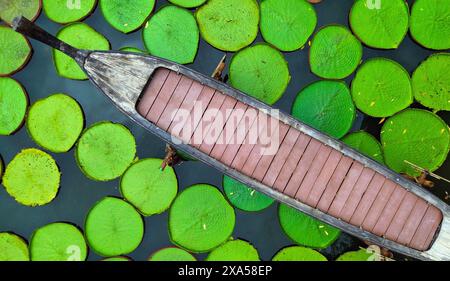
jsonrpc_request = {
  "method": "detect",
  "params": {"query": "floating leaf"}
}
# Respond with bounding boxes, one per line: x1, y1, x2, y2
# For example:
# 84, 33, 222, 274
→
206, 239, 260, 261
342, 131, 384, 164
119, 46, 145, 53
102, 256, 132, 261
0, 26, 32, 76
169, 184, 235, 253
168, 0, 206, 8
260, 0, 317, 51
336, 248, 374, 261
195, 0, 259, 51
229, 44, 290, 105
0, 233, 29, 261
272, 246, 327, 261
223, 176, 274, 212
381, 109, 450, 177
351, 58, 413, 118
0, 77, 28, 136
100, 0, 155, 33
0, 0, 41, 25
43, 0, 97, 24
292, 80, 355, 139
149, 247, 197, 261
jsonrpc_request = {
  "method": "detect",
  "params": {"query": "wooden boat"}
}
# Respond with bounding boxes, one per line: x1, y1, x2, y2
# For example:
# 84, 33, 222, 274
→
13, 17, 450, 261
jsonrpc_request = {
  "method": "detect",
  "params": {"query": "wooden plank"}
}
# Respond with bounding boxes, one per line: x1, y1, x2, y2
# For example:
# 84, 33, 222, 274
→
137, 68, 170, 117
397, 199, 429, 246
361, 180, 396, 231
385, 193, 418, 241
372, 187, 407, 236
410, 206, 443, 251
147, 71, 182, 123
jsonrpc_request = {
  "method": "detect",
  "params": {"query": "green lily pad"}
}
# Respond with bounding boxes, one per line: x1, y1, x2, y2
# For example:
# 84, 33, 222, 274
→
279, 204, 340, 249
27, 93, 84, 153
120, 46, 145, 53
76, 122, 136, 181
149, 247, 197, 261
30, 223, 87, 261
195, 0, 259, 51
260, 0, 317, 51
381, 109, 450, 177
3, 148, 60, 207
85, 197, 144, 257
229, 44, 290, 105
205, 239, 260, 261
168, 0, 206, 8
120, 158, 178, 216
0, 0, 41, 25
102, 256, 132, 261
310, 25, 363, 79
292, 80, 355, 139
0, 26, 32, 76
412, 53, 450, 111
43, 0, 97, 24
0, 233, 29, 261
410, 0, 450, 50
0, 77, 28, 136
143, 5, 198, 64
272, 246, 327, 261
349, 0, 409, 49
223, 176, 274, 212
351, 58, 413, 118
53, 22, 110, 80
336, 248, 374, 261
342, 131, 384, 164
169, 184, 235, 253
100, 0, 155, 33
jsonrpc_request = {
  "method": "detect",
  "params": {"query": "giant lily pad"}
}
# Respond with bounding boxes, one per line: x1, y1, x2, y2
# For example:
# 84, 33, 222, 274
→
223, 176, 274, 212
76, 122, 136, 181
292, 80, 355, 139
0, 26, 32, 76
342, 131, 384, 164
0, 0, 41, 25
410, 0, 450, 50
279, 204, 340, 249
143, 5, 199, 64
53, 23, 110, 80
309, 25, 362, 79
43, 0, 97, 24
351, 58, 413, 117
205, 239, 260, 261
412, 53, 450, 111
272, 246, 327, 261
149, 247, 196, 261
260, 0, 317, 51
3, 148, 60, 206
100, 0, 155, 33
349, 0, 409, 49
169, 184, 235, 253
336, 248, 375, 261
0, 233, 29, 261
120, 158, 178, 216
27, 93, 84, 153
0, 77, 28, 136
229, 44, 290, 105
168, 0, 206, 8
85, 197, 144, 257
195, 0, 259, 51
381, 109, 450, 177
30, 223, 87, 261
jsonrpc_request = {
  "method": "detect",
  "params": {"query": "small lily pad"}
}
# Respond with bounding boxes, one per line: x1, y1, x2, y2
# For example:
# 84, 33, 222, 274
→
120, 46, 145, 53
349, 0, 409, 49
53, 23, 110, 80
30, 223, 87, 261
120, 158, 178, 216
310, 25, 362, 79
342, 131, 384, 164
292, 80, 355, 139
169, 184, 235, 253
0, 77, 28, 136
85, 197, 144, 257
279, 204, 340, 249
195, 0, 259, 51
351, 58, 413, 118
0, 233, 29, 261
100, 0, 155, 33
336, 248, 374, 261
205, 239, 260, 261
229, 44, 290, 105
76, 122, 136, 181
381, 109, 450, 177
260, 0, 317, 51
272, 246, 327, 261
0, 0, 42, 25
103, 256, 132, 261
0, 26, 32, 76
3, 148, 60, 207
412, 53, 450, 111
143, 5, 199, 64
168, 0, 206, 8
223, 176, 274, 212
410, 0, 450, 50
43, 0, 97, 24
27, 93, 84, 153
149, 247, 197, 261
